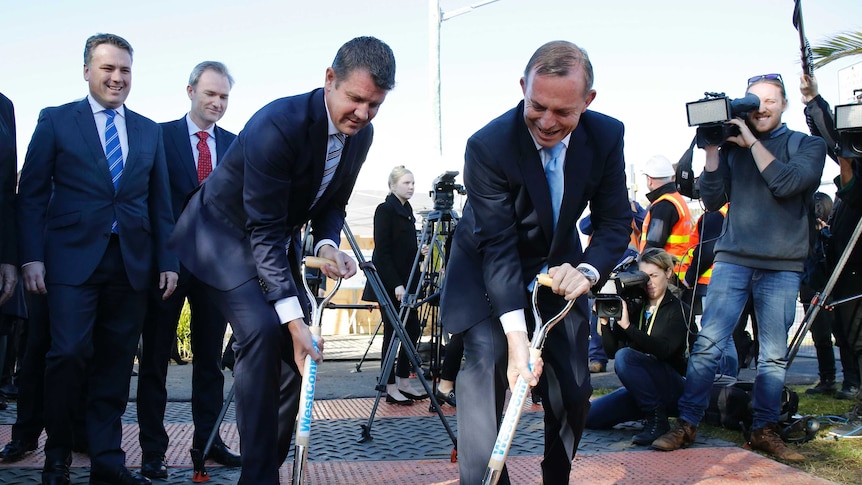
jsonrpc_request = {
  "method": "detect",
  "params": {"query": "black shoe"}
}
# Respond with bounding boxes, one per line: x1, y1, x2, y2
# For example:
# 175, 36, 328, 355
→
632, 408, 670, 446
42, 457, 71, 485
385, 393, 414, 406
805, 379, 836, 395
0, 438, 38, 462
171, 355, 188, 366
435, 389, 456, 407
400, 388, 429, 400
140, 452, 168, 479
836, 385, 860, 400
206, 442, 241, 468
90, 466, 151, 485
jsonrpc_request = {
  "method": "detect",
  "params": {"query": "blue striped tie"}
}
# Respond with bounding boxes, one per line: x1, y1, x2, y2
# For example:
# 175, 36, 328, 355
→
312, 133, 345, 208
104, 109, 123, 232
544, 142, 564, 227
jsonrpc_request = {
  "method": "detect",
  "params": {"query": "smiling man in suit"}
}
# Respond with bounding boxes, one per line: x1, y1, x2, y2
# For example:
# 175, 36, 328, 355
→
17, 33, 178, 485
136, 61, 239, 480
440, 40, 632, 484
168, 37, 396, 484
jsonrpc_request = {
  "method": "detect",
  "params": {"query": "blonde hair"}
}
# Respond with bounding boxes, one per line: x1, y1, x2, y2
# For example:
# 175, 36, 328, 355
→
388, 165, 412, 191
638, 247, 677, 272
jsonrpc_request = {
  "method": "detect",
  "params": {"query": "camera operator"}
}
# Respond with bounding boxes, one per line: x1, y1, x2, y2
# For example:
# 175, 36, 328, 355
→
652, 73, 826, 461
801, 74, 862, 435
585, 248, 693, 446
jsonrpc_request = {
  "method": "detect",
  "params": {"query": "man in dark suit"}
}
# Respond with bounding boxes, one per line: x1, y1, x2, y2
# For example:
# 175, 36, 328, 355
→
439, 40, 632, 484
17, 33, 178, 485
0, 93, 18, 306
136, 61, 239, 480
168, 36, 396, 485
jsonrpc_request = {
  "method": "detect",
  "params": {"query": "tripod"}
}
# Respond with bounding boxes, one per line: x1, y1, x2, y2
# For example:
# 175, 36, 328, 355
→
340, 222, 457, 447
787, 214, 862, 364
400, 208, 459, 406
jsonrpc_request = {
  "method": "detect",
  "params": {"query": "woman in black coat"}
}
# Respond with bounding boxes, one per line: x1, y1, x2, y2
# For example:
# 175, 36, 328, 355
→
585, 248, 694, 445
362, 166, 426, 404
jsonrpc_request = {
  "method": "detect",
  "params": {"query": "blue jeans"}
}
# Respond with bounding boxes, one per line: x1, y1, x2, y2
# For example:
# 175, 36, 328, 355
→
678, 262, 800, 430
585, 347, 683, 429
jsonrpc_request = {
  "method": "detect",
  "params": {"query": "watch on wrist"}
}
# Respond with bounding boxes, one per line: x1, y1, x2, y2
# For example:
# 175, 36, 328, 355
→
577, 266, 598, 287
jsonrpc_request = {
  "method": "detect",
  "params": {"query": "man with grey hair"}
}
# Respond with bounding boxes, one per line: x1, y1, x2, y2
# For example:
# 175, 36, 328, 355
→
136, 61, 239, 480
440, 40, 631, 484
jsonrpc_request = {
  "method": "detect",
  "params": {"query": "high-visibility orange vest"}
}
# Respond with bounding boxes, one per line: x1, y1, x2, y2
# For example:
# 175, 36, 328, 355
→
640, 191, 694, 279
681, 203, 729, 286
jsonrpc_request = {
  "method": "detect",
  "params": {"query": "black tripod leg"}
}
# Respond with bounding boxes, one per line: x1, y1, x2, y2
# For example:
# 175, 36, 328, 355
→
352, 316, 385, 373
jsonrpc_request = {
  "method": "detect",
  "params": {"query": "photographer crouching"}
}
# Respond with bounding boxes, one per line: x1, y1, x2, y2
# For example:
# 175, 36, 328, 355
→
585, 248, 694, 445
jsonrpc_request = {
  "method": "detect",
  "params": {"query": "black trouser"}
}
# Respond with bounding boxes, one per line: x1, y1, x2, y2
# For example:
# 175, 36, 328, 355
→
137, 270, 229, 454
380, 297, 421, 384
43, 238, 145, 473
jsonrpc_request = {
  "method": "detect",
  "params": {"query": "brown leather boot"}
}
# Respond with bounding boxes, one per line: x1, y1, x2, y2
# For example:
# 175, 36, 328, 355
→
651, 418, 697, 451
748, 423, 805, 462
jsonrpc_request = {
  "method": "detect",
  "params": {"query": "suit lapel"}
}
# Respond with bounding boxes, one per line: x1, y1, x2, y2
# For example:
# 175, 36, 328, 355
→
514, 109, 555, 244
75, 100, 114, 192
122, 107, 140, 192
173, 119, 197, 188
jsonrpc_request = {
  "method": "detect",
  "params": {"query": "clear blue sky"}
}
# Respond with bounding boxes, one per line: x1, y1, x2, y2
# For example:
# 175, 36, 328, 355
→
2, 0, 860, 203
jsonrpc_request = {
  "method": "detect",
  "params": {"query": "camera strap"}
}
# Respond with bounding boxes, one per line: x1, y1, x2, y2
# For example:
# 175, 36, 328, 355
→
639, 294, 665, 336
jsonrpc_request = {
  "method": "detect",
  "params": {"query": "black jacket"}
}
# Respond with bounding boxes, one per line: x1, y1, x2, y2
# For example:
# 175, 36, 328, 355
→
601, 289, 692, 375
362, 193, 419, 302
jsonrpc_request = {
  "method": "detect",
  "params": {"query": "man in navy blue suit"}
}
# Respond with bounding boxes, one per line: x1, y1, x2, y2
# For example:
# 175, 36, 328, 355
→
440, 40, 632, 484
136, 61, 239, 480
169, 37, 396, 484
17, 33, 178, 485
0, 93, 17, 307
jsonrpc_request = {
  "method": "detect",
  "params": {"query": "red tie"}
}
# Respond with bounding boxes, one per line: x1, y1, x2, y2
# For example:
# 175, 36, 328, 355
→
196, 131, 212, 184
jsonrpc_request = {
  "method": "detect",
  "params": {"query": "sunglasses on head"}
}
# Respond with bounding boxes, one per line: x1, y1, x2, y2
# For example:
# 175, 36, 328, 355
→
747, 73, 784, 86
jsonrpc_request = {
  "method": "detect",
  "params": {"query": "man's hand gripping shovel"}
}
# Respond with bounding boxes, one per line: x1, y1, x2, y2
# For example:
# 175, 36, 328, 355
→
482, 274, 575, 485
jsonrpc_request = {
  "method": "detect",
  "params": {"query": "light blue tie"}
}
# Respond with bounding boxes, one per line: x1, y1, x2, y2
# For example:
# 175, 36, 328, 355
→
104, 109, 123, 233
544, 142, 565, 226
312, 133, 346, 208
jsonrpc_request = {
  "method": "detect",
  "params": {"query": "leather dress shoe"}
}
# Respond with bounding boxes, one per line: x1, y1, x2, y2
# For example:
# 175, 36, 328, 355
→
140, 452, 168, 479
0, 438, 37, 462
435, 388, 456, 407
385, 393, 413, 406
89, 466, 151, 485
399, 388, 428, 400
206, 442, 241, 468
42, 457, 71, 485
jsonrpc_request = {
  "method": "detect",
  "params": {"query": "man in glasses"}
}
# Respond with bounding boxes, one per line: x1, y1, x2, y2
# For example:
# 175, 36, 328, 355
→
652, 73, 826, 461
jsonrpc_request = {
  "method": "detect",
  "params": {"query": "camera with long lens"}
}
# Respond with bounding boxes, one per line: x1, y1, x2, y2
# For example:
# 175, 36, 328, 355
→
593, 257, 649, 320
835, 90, 862, 159
686, 92, 760, 148
430, 170, 466, 211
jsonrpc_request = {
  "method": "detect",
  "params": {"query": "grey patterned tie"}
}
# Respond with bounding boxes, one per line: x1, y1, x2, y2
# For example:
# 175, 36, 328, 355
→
312, 133, 346, 208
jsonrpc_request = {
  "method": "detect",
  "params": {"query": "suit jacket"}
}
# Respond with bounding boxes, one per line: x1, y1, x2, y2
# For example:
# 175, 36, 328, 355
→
441, 102, 632, 333
160, 117, 236, 222
169, 88, 372, 307
0, 93, 17, 265
17, 98, 178, 291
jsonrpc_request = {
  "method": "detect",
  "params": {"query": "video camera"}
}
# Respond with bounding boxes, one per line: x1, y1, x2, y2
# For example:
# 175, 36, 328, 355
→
593, 256, 649, 320
686, 92, 760, 148
835, 89, 862, 158
430, 170, 466, 211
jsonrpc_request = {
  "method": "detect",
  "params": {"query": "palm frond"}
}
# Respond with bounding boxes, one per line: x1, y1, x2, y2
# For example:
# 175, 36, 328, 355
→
812, 31, 862, 69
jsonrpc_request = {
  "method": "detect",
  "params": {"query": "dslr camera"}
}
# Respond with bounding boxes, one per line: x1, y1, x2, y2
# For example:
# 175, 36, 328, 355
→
835, 89, 862, 158
593, 257, 649, 320
686, 92, 760, 148
430, 170, 466, 211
